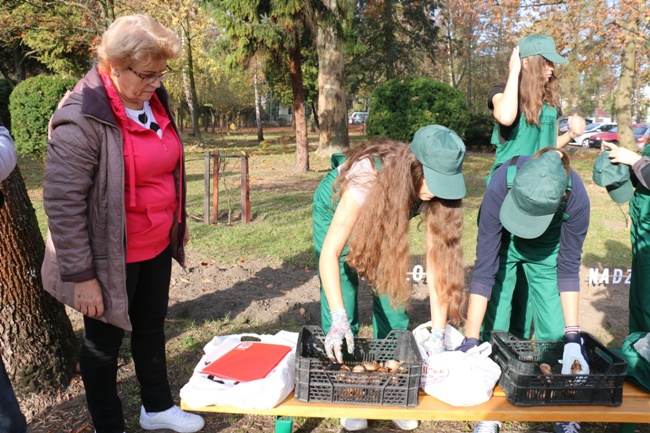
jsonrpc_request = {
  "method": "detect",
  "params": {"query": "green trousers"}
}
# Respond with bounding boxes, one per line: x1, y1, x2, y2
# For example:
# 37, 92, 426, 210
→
629, 183, 650, 333
312, 168, 408, 339
481, 215, 566, 342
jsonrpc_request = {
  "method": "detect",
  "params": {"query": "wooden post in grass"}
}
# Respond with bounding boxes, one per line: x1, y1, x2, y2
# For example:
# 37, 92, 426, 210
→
205, 152, 250, 224
203, 152, 210, 224
240, 153, 250, 223
212, 150, 220, 224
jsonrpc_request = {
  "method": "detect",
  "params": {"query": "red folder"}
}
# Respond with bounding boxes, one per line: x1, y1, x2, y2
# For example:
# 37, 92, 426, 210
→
199, 341, 292, 382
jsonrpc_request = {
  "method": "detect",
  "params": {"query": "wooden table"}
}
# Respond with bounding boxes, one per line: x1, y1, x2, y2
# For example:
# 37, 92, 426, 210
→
181, 382, 650, 424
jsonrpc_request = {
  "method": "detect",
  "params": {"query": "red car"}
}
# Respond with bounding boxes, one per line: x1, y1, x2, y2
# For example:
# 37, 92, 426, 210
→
587, 124, 650, 150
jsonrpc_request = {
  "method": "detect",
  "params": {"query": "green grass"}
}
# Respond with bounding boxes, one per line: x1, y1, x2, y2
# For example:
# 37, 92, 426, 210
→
20, 132, 631, 269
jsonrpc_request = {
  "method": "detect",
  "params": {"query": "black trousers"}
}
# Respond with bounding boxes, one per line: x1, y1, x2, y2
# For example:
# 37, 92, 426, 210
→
0, 358, 27, 433
80, 246, 174, 433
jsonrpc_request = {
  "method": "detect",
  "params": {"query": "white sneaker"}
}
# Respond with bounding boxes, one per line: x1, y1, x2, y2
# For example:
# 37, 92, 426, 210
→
392, 419, 419, 430
340, 418, 368, 431
139, 405, 205, 432
474, 421, 501, 433
555, 422, 581, 433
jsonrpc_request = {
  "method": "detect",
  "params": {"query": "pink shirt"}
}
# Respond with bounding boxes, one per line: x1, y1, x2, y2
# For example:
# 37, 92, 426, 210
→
101, 73, 181, 263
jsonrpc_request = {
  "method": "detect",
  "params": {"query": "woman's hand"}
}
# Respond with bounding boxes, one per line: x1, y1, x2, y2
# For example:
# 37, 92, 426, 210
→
325, 309, 355, 363
557, 114, 586, 149
184, 224, 190, 246
603, 141, 642, 167
508, 46, 521, 78
74, 278, 105, 318
567, 114, 586, 138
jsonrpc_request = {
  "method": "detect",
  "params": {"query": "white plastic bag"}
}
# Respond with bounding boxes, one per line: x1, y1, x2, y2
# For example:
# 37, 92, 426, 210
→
413, 322, 501, 406
180, 330, 298, 410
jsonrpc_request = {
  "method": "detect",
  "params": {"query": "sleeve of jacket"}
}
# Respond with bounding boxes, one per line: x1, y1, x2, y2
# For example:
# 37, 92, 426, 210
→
43, 108, 101, 282
0, 125, 17, 182
470, 163, 511, 298
631, 156, 650, 190
557, 170, 590, 293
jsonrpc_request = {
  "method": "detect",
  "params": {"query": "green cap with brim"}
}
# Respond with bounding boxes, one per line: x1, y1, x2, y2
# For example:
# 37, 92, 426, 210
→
518, 34, 568, 64
593, 151, 633, 203
410, 125, 466, 200
500, 151, 567, 239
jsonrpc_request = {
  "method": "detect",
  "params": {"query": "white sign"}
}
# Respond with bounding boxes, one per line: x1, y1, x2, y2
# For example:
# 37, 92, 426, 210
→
407, 265, 426, 282
588, 268, 632, 286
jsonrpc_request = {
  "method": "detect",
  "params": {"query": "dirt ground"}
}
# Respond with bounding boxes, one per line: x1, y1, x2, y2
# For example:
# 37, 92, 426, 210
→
163, 257, 631, 346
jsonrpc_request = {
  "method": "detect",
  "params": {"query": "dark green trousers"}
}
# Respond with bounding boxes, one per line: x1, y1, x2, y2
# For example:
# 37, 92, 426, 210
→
312, 168, 408, 339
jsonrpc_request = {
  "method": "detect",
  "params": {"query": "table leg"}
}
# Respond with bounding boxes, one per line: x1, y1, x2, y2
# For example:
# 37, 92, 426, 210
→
275, 415, 293, 433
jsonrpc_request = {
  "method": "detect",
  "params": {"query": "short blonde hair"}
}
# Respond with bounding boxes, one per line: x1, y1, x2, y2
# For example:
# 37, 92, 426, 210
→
96, 14, 181, 73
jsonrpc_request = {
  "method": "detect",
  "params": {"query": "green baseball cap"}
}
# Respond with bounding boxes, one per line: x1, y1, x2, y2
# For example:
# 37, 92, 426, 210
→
592, 151, 633, 203
500, 151, 567, 239
518, 34, 567, 64
410, 125, 466, 200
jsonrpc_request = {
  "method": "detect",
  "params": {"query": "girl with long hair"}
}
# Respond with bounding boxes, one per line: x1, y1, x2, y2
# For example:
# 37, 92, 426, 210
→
487, 34, 585, 183
312, 125, 467, 431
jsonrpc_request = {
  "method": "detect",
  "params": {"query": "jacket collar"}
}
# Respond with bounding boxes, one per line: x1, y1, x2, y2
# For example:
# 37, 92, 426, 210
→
75, 67, 117, 125
75, 66, 172, 126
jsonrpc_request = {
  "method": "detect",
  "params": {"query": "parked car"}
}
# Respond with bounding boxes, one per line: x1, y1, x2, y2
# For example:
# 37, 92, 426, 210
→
349, 112, 369, 125
587, 124, 650, 150
571, 122, 617, 147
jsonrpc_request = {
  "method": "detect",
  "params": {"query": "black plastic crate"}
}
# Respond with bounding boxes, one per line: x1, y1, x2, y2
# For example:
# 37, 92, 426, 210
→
490, 331, 627, 406
294, 325, 422, 407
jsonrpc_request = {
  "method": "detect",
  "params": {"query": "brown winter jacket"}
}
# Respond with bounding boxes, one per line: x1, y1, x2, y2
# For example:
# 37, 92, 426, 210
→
41, 67, 187, 331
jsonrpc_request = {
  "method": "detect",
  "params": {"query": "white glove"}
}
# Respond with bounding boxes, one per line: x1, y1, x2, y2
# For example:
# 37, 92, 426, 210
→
561, 333, 590, 377
429, 328, 445, 355
324, 309, 355, 363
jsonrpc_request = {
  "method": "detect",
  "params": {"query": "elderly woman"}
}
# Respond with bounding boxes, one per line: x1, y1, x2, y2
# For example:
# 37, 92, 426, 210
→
41, 15, 204, 433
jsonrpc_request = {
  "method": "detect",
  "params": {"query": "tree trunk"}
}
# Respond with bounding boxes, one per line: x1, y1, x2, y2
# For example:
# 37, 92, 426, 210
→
99, 0, 115, 23
177, 102, 183, 132
0, 167, 77, 396
288, 37, 309, 173
182, 20, 201, 140
615, 16, 637, 150
254, 66, 264, 143
311, 100, 319, 130
316, 0, 349, 157
466, 44, 472, 111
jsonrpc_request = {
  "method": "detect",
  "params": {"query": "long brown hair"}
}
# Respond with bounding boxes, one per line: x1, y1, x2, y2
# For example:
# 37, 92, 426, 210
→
335, 139, 466, 325
519, 55, 561, 127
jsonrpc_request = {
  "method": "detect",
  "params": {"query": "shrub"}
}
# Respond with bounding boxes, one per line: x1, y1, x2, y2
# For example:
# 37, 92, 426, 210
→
464, 112, 495, 150
366, 77, 470, 143
9, 75, 77, 159
0, 79, 12, 129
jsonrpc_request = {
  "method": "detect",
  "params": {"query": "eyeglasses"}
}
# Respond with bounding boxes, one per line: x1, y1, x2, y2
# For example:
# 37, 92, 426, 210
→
127, 65, 172, 84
